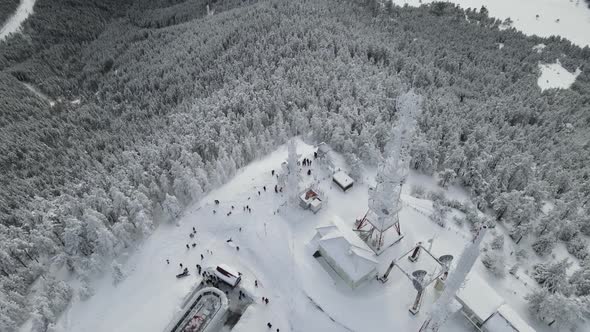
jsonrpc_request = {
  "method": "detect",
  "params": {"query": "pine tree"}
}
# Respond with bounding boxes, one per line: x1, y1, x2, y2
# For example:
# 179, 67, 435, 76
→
532, 259, 571, 293
531, 234, 556, 257
162, 194, 181, 225
527, 289, 587, 329
570, 260, 590, 297
437, 169, 456, 188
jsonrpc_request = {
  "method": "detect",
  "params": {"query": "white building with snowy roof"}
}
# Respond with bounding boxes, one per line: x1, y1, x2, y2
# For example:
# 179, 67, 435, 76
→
456, 272, 505, 327
485, 304, 536, 332
311, 216, 378, 288
455, 272, 535, 332
333, 171, 354, 192
299, 188, 323, 214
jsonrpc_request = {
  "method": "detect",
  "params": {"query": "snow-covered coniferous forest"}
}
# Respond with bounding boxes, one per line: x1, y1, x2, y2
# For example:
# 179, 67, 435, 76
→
1, 0, 589, 331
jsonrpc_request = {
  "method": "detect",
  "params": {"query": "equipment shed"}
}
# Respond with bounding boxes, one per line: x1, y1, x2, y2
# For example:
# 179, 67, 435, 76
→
333, 171, 354, 192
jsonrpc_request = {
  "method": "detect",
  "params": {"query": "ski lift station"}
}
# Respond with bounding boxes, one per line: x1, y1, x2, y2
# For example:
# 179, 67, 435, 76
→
333, 171, 354, 192
311, 216, 378, 288
455, 272, 535, 332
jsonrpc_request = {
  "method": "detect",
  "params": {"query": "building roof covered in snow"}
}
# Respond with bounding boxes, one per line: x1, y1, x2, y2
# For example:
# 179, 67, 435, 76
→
333, 171, 353, 191
456, 272, 505, 324
484, 304, 536, 332
315, 217, 377, 282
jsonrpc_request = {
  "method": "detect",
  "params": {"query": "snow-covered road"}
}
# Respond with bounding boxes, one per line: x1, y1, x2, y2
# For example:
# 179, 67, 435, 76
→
0, 0, 36, 41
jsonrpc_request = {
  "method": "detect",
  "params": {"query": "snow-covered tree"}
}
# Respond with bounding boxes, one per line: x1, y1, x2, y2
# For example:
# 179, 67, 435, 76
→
111, 261, 126, 285
531, 234, 557, 257
78, 279, 95, 301
161, 194, 181, 225
430, 199, 450, 227
533, 259, 571, 294
345, 152, 364, 183
437, 169, 456, 188
566, 236, 588, 260
535, 214, 557, 237
481, 249, 505, 277
489, 233, 504, 250
526, 289, 588, 329
557, 219, 579, 242
570, 261, 590, 297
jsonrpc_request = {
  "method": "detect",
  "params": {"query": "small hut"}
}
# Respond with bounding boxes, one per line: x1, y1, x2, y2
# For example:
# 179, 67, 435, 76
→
299, 188, 323, 213
333, 171, 354, 192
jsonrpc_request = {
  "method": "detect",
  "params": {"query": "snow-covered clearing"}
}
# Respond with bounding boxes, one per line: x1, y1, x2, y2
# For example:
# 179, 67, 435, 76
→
392, 0, 590, 47
537, 60, 581, 91
533, 43, 546, 53
52, 139, 552, 332
0, 0, 36, 41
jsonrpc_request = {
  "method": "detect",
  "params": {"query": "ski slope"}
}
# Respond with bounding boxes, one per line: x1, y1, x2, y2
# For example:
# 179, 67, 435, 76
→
0, 0, 36, 41
392, 0, 590, 47
50, 139, 556, 332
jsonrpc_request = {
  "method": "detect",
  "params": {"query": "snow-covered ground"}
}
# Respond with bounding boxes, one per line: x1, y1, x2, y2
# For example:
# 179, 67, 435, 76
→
537, 60, 581, 91
49, 139, 557, 332
0, 0, 36, 41
392, 0, 590, 47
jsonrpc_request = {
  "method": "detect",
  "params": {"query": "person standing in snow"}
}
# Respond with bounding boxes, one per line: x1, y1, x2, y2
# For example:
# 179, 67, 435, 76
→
271, 170, 275, 176
201, 254, 204, 260
166, 259, 169, 264
186, 244, 190, 249
263, 186, 266, 191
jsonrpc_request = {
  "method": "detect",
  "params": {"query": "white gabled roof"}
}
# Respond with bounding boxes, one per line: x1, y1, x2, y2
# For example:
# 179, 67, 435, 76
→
315, 217, 377, 282
333, 171, 353, 187
456, 272, 505, 323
